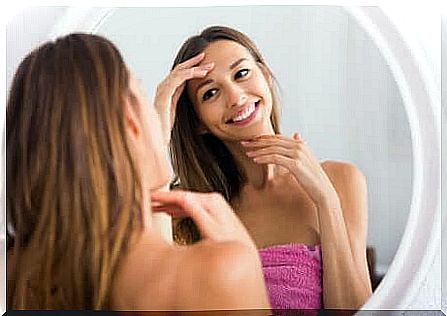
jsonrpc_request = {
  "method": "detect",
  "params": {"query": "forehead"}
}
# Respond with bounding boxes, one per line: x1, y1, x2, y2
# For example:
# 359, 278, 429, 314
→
200, 40, 254, 65
187, 40, 255, 96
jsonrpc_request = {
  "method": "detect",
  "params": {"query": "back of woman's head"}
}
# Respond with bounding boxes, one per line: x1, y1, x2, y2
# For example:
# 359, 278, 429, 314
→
7, 33, 143, 309
170, 26, 280, 244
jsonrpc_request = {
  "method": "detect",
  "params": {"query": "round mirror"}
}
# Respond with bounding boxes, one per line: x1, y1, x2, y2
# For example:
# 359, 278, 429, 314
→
94, 5, 411, 293
11, 4, 439, 311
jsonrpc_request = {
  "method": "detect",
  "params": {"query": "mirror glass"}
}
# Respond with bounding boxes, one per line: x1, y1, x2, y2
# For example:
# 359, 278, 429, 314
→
96, 5, 413, 291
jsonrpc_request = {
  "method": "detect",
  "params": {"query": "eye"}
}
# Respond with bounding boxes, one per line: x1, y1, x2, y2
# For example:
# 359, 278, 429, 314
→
202, 88, 218, 101
234, 68, 250, 80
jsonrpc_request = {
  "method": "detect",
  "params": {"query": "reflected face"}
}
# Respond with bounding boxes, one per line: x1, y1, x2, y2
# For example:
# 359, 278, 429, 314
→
187, 40, 274, 141
128, 74, 172, 191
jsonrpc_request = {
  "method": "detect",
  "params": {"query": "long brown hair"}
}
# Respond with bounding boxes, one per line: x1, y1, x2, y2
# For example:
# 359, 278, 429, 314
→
7, 33, 144, 309
170, 26, 281, 244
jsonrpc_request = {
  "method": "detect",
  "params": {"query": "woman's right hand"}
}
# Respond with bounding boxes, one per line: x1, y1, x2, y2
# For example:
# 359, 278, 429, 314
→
153, 53, 214, 145
150, 190, 256, 250
151, 190, 271, 312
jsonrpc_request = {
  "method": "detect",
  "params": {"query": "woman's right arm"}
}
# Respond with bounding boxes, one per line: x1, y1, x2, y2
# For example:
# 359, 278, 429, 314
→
151, 191, 271, 312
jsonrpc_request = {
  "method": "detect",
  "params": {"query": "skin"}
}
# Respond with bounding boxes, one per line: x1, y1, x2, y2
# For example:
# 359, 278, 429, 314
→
110, 74, 270, 312
157, 40, 373, 309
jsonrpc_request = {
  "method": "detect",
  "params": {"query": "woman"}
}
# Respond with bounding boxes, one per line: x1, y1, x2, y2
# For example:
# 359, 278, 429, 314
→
6, 33, 270, 312
156, 26, 373, 309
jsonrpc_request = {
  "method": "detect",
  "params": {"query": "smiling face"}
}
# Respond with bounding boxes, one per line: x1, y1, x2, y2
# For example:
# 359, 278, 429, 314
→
187, 40, 275, 142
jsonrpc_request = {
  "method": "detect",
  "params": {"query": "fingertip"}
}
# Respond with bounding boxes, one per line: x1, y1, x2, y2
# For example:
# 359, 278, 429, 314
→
150, 190, 167, 199
151, 200, 163, 207
196, 52, 205, 58
293, 132, 302, 141
197, 70, 208, 77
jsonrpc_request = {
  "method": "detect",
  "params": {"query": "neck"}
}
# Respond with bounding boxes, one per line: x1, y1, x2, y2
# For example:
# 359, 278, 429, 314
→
224, 131, 277, 190
151, 183, 173, 243
141, 180, 174, 243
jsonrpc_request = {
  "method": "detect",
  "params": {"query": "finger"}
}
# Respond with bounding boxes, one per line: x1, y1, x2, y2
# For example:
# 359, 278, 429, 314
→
171, 82, 185, 110
254, 134, 291, 141
155, 67, 211, 107
245, 146, 297, 159
254, 133, 305, 144
151, 190, 214, 234
241, 137, 298, 149
252, 154, 297, 170
176, 52, 206, 69
196, 192, 236, 222
151, 205, 188, 218
169, 65, 214, 88
251, 153, 312, 181
292, 132, 301, 141
151, 190, 204, 213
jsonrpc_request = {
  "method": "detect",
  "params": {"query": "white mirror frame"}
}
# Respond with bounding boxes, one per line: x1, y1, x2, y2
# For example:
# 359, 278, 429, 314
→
48, 5, 441, 311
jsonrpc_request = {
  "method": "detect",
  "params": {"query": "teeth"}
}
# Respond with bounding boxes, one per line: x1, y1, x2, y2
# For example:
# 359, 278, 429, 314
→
232, 103, 256, 122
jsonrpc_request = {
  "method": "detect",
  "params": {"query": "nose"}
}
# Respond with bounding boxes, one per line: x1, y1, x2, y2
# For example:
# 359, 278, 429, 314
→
225, 84, 247, 108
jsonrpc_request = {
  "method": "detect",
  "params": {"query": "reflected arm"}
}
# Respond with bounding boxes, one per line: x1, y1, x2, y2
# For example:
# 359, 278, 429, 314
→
319, 161, 373, 309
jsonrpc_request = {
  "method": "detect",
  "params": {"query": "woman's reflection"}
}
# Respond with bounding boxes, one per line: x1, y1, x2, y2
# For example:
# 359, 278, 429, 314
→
155, 25, 373, 309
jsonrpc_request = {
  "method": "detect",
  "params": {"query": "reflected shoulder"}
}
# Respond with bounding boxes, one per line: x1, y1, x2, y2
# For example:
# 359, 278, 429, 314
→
321, 160, 368, 217
321, 160, 366, 185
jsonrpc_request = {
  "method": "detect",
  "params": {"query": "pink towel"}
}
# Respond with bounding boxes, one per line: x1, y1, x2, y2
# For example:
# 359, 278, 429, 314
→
259, 243, 322, 310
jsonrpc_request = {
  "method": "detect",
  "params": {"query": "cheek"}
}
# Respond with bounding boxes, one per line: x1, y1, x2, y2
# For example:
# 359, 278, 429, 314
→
195, 104, 220, 128
256, 79, 273, 105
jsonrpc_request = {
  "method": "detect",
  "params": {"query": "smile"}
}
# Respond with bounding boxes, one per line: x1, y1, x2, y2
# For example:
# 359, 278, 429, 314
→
226, 101, 260, 126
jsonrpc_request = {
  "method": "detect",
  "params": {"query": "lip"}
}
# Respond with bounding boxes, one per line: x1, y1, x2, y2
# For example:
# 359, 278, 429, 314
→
226, 101, 260, 127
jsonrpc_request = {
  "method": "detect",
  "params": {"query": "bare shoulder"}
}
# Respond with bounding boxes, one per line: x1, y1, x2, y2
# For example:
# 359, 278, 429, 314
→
321, 160, 366, 187
320, 160, 368, 228
321, 160, 367, 205
111, 233, 180, 310
112, 234, 269, 310
174, 240, 270, 310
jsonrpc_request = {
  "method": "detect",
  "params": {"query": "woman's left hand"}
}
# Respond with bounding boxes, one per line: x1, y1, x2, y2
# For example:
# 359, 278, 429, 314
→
243, 134, 372, 308
241, 133, 338, 206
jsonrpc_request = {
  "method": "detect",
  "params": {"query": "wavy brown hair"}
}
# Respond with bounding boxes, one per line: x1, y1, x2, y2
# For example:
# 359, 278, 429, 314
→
6, 33, 144, 309
170, 26, 281, 244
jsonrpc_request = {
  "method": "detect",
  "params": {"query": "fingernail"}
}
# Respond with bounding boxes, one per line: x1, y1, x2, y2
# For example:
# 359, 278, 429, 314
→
246, 151, 254, 157
240, 141, 250, 145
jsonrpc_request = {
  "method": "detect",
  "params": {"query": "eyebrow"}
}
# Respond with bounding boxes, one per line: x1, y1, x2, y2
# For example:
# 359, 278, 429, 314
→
196, 58, 248, 92
230, 58, 247, 70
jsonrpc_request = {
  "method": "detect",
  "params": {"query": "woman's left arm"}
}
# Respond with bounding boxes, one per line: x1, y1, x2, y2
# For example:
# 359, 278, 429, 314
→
318, 160, 373, 309
242, 134, 372, 309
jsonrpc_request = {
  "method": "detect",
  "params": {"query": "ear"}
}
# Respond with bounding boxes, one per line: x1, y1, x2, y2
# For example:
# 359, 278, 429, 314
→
257, 62, 273, 87
124, 95, 142, 141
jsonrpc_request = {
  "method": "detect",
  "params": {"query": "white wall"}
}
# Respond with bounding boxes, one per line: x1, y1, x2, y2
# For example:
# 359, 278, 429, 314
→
6, 7, 68, 90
